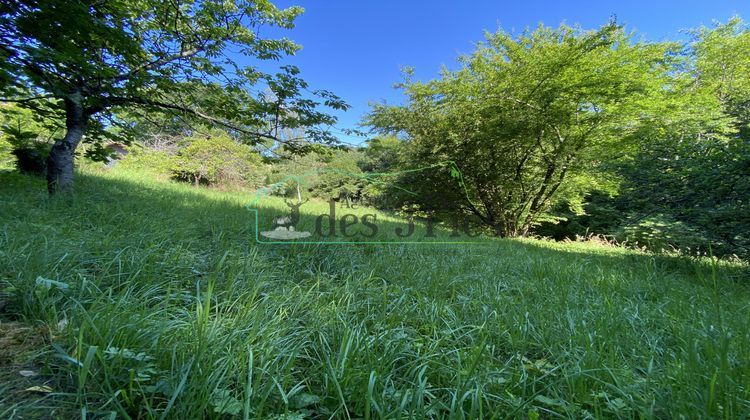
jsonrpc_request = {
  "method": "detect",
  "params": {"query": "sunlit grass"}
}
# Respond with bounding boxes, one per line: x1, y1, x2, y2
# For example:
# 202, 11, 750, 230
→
0, 167, 748, 418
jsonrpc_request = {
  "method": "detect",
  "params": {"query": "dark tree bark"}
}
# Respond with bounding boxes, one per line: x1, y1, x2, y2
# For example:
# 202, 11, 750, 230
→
46, 94, 87, 194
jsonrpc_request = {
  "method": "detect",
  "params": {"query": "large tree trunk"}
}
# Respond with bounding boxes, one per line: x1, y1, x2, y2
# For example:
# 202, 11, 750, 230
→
47, 95, 87, 194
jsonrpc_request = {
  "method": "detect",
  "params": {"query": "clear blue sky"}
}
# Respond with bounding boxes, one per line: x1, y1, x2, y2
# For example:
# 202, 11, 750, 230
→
257, 1, 750, 144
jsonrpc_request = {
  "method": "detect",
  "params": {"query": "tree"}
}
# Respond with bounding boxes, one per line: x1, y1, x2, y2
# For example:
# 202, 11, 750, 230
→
313, 148, 366, 202
608, 18, 750, 258
359, 135, 403, 173
0, 0, 347, 193
367, 22, 678, 237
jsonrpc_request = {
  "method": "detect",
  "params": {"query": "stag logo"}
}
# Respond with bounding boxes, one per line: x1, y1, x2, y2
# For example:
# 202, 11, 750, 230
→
260, 198, 312, 240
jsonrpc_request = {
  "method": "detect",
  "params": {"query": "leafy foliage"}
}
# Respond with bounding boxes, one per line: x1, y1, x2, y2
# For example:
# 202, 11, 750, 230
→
0, 135, 12, 169
0, 103, 62, 173
550, 18, 750, 258
311, 149, 366, 202
0, 0, 347, 191
170, 133, 264, 188
358, 136, 403, 173
368, 22, 675, 236
2, 122, 47, 174
117, 147, 175, 179
265, 148, 367, 202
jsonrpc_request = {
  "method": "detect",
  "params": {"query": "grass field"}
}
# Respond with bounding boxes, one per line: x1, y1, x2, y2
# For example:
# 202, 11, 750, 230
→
0, 167, 748, 418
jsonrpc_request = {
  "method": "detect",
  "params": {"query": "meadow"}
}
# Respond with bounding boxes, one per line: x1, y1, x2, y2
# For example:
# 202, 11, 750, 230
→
0, 167, 748, 418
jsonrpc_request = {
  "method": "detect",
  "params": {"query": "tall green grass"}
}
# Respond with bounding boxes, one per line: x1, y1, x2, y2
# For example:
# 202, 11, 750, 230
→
0, 167, 748, 418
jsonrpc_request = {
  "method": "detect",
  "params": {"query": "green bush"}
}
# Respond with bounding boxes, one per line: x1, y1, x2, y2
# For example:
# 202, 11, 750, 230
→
312, 149, 366, 201
170, 134, 264, 188
265, 152, 324, 197
1, 123, 50, 175
264, 149, 367, 202
12, 146, 48, 174
1, 103, 62, 174
616, 214, 706, 254
0, 135, 16, 170
118, 146, 175, 177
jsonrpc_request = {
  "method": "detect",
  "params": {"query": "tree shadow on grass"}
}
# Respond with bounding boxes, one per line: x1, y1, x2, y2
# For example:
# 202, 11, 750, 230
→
1, 170, 746, 293
3, 170, 750, 420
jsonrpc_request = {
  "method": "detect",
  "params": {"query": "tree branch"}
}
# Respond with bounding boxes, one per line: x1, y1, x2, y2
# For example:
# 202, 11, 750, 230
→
104, 46, 201, 84
0, 95, 54, 103
100, 96, 286, 144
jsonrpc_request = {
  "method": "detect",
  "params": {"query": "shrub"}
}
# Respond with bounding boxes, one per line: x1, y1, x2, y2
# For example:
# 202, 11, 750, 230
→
265, 152, 324, 198
12, 146, 48, 174
616, 214, 706, 254
0, 136, 14, 170
1, 123, 50, 175
118, 146, 175, 178
0, 103, 66, 174
312, 149, 366, 201
265, 149, 369, 202
170, 134, 264, 188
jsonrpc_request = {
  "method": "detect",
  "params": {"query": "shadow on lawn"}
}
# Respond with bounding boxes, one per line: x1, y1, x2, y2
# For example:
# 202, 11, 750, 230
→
2, 170, 747, 288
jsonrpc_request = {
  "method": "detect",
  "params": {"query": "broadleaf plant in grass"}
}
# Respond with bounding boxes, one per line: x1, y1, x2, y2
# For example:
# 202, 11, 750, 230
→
0, 0, 347, 193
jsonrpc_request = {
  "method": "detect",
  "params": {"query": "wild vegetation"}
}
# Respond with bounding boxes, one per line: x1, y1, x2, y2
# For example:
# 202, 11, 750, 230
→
365, 20, 749, 258
1, 168, 748, 418
0, 0, 346, 192
1, 0, 749, 418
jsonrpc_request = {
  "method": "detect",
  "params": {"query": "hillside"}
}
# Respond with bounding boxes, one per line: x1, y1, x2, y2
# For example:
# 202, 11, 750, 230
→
1, 168, 748, 418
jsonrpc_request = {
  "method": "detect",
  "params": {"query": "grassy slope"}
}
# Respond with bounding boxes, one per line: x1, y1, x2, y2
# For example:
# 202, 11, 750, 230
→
0, 168, 748, 419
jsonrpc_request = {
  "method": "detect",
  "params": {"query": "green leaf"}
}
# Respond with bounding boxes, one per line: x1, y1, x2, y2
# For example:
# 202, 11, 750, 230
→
290, 392, 320, 409
211, 388, 243, 416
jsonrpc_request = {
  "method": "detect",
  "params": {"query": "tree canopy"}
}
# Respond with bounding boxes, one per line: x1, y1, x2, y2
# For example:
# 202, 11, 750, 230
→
368, 22, 682, 236
0, 0, 347, 192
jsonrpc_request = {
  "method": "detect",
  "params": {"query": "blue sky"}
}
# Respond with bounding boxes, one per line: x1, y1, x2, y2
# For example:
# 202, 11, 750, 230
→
256, 1, 750, 144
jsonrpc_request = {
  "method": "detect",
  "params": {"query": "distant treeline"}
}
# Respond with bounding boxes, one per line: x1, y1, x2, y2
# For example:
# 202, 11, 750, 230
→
1, 18, 748, 259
